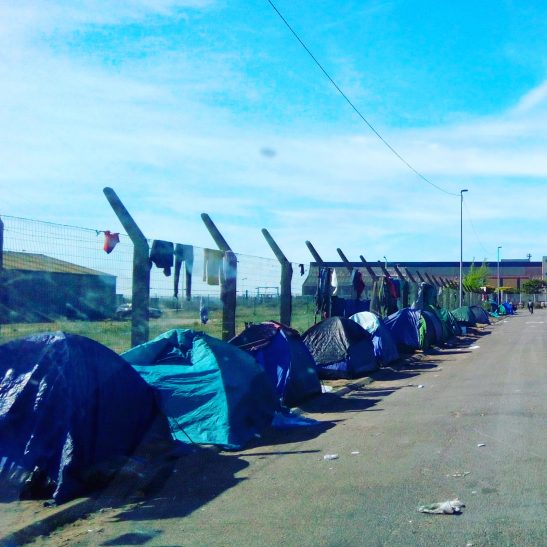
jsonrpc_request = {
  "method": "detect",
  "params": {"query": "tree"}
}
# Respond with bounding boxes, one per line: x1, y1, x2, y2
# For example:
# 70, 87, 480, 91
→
464, 261, 490, 291
521, 278, 546, 294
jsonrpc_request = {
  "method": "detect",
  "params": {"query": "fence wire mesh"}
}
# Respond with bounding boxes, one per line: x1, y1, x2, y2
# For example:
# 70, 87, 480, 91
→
0, 215, 316, 352
2, 214, 532, 354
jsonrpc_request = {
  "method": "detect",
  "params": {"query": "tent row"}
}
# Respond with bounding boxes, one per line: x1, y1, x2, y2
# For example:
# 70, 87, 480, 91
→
0, 304, 492, 503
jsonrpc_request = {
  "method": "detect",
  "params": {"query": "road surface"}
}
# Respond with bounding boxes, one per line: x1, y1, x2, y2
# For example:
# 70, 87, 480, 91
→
9, 311, 547, 546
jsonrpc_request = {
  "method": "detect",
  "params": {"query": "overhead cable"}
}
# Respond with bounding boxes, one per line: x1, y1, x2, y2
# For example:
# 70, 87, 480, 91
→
266, 0, 458, 197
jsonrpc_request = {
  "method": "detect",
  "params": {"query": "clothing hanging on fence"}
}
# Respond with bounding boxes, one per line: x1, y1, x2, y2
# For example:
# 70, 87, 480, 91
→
351, 269, 365, 299
331, 268, 338, 296
203, 248, 223, 286
315, 267, 332, 319
174, 244, 194, 300
150, 240, 174, 276
103, 231, 120, 254
220, 251, 237, 306
385, 275, 399, 299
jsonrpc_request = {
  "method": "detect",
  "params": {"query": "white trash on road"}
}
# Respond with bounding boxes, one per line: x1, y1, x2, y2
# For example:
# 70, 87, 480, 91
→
418, 499, 465, 514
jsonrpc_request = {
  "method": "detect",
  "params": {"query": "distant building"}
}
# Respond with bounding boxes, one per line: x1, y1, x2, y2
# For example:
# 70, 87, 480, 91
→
0, 251, 116, 323
302, 260, 544, 296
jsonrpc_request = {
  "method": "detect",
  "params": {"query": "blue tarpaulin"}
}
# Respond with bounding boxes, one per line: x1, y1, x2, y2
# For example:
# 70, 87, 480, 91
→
0, 332, 167, 503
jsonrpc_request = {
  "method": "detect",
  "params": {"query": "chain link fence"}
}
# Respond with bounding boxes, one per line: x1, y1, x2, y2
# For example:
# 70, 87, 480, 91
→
3, 214, 534, 353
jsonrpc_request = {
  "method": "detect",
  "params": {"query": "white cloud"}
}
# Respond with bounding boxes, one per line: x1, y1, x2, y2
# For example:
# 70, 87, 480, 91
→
1, 3, 547, 264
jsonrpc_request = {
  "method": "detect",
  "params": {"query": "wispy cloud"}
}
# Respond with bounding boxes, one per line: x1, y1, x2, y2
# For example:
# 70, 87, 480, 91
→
1, 2, 547, 263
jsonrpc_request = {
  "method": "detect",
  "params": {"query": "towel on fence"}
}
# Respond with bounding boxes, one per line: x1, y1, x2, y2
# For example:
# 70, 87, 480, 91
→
174, 244, 194, 300
150, 240, 174, 276
203, 248, 223, 286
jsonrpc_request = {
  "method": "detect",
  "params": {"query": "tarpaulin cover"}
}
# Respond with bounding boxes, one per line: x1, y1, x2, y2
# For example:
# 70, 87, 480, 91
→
422, 309, 443, 346
451, 306, 478, 326
437, 308, 462, 337
470, 305, 491, 324
501, 302, 514, 315
349, 312, 399, 365
0, 332, 166, 503
383, 308, 424, 351
230, 321, 320, 408
122, 329, 277, 449
302, 317, 377, 379
349, 311, 380, 334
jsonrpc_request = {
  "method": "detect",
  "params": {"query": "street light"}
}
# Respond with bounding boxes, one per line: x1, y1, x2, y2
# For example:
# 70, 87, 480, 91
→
497, 246, 502, 302
459, 189, 468, 307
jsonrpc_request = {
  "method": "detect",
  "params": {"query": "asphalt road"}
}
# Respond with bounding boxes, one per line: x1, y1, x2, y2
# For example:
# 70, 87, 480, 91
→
27, 311, 547, 546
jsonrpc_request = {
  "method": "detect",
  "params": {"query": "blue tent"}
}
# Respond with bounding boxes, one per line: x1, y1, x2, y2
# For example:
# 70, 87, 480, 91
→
230, 321, 321, 407
0, 332, 168, 503
122, 329, 277, 450
303, 317, 377, 379
349, 312, 400, 366
383, 308, 428, 351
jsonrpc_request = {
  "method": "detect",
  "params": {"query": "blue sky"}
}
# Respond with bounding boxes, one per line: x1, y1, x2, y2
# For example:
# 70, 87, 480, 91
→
2, 0, 547, 264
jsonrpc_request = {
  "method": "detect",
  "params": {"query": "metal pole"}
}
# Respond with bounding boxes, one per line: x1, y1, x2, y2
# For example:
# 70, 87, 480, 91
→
497, 245, 502, 302
459, 189, 468, 307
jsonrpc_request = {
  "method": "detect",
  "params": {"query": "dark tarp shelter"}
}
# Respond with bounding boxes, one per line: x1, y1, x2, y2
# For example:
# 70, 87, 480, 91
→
451, 306, 478, 326
302, 317, 377, 379
469, 305, 491, 324
229, 321, 321, 408
412, 282, 438, 309
349, 311, 400, 366
0, 332, 168, 503
421, 309, 444, 346
122, 329, 277, 450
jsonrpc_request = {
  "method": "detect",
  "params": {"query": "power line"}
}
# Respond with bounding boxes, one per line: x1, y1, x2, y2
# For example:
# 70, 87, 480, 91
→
463, 201, 489, 259
266, 0, 458, 197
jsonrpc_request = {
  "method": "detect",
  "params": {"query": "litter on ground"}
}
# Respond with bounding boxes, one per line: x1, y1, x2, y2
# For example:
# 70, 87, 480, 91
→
418, 499, 465, 514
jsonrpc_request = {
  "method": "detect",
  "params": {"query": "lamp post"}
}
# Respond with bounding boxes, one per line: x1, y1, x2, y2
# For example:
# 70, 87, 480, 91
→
497, 246, 502, 303
459, 189, 468, 307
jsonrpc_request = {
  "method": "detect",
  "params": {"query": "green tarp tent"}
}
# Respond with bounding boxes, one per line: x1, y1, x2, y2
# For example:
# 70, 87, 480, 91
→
122, 329, 277, 449
451, 306, 477, 327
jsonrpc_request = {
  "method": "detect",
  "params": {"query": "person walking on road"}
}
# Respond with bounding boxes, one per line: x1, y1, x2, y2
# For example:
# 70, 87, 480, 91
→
527, 300, 534, 314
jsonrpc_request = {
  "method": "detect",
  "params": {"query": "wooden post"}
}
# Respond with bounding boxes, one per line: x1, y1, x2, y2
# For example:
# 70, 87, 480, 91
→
393, 265, 409, 308
377, 260, 390, 277
359, 255, 379, 281
201, 214, 236, 340
306, 241, 331, 318
103, 187, 150, 347
393, 265, 405, 280
424, 272, 436, 286
416, 271, 426, 283
429, 274, 441, 287
305, 241, 324, 266
262, 229, 292, 326
337, 248, 358, 299
404, 268, 417, 284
